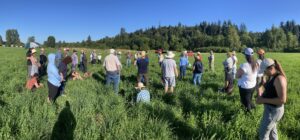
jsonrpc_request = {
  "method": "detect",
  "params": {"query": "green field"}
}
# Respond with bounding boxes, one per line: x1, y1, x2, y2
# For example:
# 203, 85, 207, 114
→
0, 47, 299, 139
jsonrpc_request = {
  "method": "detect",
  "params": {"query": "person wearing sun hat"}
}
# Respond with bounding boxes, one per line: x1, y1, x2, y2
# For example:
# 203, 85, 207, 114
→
136, 51, 149, 86
236, 47, 258, 112
256, 58, 287, 140
135, 82, 150, 103
161, 51, 178, 94
30, 48, 40, 77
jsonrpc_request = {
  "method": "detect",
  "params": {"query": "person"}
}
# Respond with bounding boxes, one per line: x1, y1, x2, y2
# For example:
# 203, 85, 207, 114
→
71, 71, 83, 80
29, 49, 40, 77
220, 52, 234, 94
26, 48, 32, 78
117, 51, 122, 60
179, 51, 189, 80
193, 55, 204, 86
256, 58, 287, 140
55, 48, 63, 67
64, 48, 70, 57
232, 51, 238, 80
39, 48, 47, 76
208, 50, 215, 72
71, 50, 78, 72
161, 51, 178, 94
26, 73, 43, 91
136, 51, 149, 86
134, 51, 140, 66
47, 53, 62, 103
97, 53, 102, 64
90, 50, 97, 64
103, 49, 122, 94
58, 56, 72, 96
80, 50, 88, 73
236, 48, 258, 112
158, 51, 164, 67
135, 82, 150, 103
126, 51, 132, 67
256, 49, 266, 90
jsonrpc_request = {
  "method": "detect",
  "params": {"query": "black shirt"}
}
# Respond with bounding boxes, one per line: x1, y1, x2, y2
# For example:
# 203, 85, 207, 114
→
193, 61, 203, 74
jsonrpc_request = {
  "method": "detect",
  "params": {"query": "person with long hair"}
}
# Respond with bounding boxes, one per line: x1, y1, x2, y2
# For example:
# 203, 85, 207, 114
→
236, 48, 258, 112
47, 53, 62, 103
256, 58, 287, 140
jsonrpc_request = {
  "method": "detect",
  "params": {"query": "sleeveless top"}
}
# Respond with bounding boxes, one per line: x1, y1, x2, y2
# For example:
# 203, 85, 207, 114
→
262, 74, 281, 106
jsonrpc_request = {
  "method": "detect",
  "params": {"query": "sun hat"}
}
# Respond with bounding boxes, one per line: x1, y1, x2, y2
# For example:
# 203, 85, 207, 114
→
243, 48, 254, 56
110, 49, 115, 54
135, 82, 145, 89
31, 49, 37, 54
232, 51, 236, 55
165, 51, 175, 58
257, 48, 265, 55
260, 58, 275, 72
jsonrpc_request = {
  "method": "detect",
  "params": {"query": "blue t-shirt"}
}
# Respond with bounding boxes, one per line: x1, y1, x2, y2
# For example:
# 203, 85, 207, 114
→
137, 58, 149, 74
179, 57, 189, 66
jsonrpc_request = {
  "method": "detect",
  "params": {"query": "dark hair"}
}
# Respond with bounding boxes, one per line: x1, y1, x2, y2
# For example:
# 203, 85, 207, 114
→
245, 55, 257, 72
62, 56, 72, 64
274, 60, 286, 78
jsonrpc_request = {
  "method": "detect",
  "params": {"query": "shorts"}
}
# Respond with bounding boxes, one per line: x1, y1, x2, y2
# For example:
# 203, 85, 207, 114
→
163, 77, 176, 87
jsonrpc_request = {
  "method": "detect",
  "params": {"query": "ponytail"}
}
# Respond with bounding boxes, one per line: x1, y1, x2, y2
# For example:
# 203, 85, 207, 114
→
274, 60, 286, 79
246, 55, 257, 72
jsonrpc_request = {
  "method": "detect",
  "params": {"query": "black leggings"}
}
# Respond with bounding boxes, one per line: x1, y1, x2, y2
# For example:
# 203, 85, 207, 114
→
48, 81, 59, 102
239, 86, 255, 112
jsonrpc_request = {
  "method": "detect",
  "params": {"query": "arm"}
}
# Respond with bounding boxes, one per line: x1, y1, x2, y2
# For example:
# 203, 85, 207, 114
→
256, 76, 287, 105
236, 68, 244, 79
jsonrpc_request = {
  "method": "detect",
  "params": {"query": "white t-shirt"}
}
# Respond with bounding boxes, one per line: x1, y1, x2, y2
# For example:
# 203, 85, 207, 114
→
238, 63, 258, 89
223, 57, 233, 70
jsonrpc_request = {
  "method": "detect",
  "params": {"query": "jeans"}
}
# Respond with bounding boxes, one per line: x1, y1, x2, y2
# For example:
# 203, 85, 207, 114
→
106, 72, 120, 94
179, 65, 187, 79
126, 59, 131, 67
238, 86, 255, 112
259, 104, 284, 140
193, 73, 202, 85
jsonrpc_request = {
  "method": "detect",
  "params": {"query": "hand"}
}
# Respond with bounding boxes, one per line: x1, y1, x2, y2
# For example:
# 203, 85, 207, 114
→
256, 96, 264, 104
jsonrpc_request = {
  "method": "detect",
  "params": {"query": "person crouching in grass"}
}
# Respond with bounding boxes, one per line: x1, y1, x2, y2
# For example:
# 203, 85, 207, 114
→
135, 82, 150, 103
26, 73, 43, 91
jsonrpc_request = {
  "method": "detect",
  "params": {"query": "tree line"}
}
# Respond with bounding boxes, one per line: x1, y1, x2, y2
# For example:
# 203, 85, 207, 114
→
1, 20, 300, 52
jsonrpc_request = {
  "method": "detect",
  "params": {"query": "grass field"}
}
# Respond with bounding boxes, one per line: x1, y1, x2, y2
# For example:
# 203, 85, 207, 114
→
0, 47, 299, 139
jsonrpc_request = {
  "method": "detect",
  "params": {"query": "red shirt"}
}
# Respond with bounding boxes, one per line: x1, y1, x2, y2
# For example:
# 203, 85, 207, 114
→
26, 77, 37, 90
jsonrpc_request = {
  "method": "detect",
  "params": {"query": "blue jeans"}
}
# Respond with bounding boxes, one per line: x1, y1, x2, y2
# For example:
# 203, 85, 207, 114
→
180, 65, 187, 79
193, 73, 202, 85
126, 59, 131, 67
106, 72, 120, 94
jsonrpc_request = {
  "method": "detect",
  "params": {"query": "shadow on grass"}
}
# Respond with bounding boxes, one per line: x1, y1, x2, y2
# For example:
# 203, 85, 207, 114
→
92, 71, 105, 84
51, 101, 76, 140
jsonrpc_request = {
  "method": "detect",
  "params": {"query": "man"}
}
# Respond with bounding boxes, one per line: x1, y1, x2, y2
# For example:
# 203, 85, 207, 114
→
161, 51, 178, 94
39, 48, 47, 76
55, 48, 63, 67
103, 49, 122, 94
136, 51, 149, 86
135, 82, 150, 103
126, 51, 132, 67
232, 51, 238, 80
71, 50, 78, 72
179, 51, 189, 80
221, 52, 234, 94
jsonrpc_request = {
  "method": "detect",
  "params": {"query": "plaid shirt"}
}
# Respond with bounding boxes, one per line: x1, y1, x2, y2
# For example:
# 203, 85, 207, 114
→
137, 90, 150, 103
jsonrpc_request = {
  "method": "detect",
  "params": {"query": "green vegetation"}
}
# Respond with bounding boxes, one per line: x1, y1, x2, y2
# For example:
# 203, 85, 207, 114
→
0, 47, 299, 139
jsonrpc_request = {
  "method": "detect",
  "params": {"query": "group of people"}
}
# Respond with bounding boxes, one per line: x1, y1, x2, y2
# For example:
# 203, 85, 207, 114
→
25, 47, 287, 139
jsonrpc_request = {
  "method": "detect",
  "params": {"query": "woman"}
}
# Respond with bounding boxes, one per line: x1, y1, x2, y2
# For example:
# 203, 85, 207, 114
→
179, 52, 189, 80
47, 53, 62, 103
256, 58, 287, 140
30, 49, 40, 77
208, 50, 214, 72
192, 55, 203, 86
236, 48, 258, 112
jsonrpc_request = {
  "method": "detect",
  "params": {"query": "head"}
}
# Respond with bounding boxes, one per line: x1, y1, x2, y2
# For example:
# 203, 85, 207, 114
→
32, 73, 39, 78
243, 48, 256, 71
141, 51, 146, 58
62, 56, 72, 64
165, 51, 175, 59
109, 49, 115, 54
261, 58, 286, 77
257, 48, 265, 60
31, 49, 37, 55
210, 50, 214, 55
48, 53, 56, 65
226, 52, 232, 58
73, 49, 77, 54
194, 55, 201, 61
232, 51, 236, 56
40, 48, 45, 54
135, 82, 145, 91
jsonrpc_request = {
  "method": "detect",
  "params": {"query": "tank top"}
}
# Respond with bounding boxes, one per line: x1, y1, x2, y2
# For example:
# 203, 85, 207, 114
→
262, 74, 281, 107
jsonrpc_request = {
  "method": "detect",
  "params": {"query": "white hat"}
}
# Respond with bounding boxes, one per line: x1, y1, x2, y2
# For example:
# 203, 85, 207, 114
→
31, 49, 37, 54
165, 51, 175, 58
243, 48, 254, 56
259, 58, 275, 73
109, 49, 115, 54
135, 82, 145, 89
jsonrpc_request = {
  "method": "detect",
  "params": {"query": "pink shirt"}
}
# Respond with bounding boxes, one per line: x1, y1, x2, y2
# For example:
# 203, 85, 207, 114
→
103, 54, 122, 72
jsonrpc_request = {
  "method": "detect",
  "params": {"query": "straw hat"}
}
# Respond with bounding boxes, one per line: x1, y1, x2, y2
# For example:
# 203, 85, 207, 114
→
257, 48, 265, 55
135, 82, 145, 89
31, 49, 37, 54
165, 51, 175, 58
110, 49, 115, 54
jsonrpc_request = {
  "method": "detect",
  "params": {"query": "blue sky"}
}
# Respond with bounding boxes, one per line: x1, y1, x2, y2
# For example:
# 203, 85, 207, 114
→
1, 0, 300, 43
